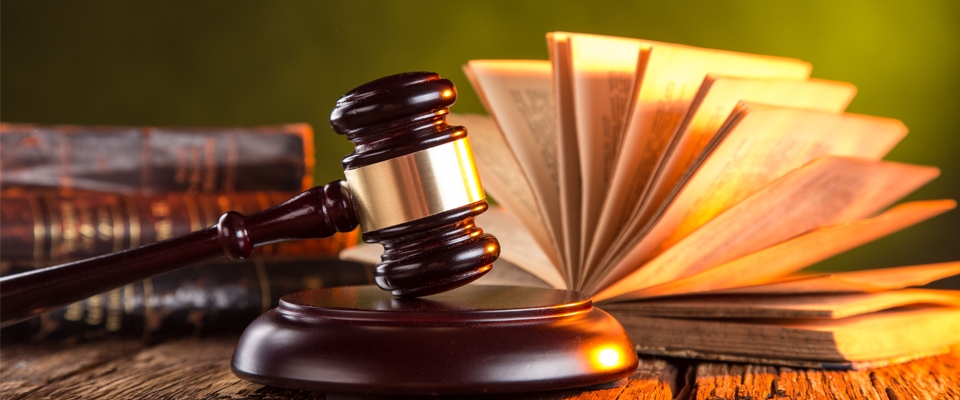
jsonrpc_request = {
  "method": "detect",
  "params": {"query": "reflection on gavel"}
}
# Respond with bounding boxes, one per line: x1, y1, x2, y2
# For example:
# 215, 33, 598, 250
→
0, 72, 501, 328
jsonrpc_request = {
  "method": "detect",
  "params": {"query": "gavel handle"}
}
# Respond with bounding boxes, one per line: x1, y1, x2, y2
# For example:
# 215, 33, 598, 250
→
0, 181, 358, 328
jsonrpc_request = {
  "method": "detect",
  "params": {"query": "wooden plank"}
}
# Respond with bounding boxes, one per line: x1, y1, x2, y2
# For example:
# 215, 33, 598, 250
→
776, 368, 881, 400
0, 337, 677, 400
435, 357, 677, 400
694, 362, 883, 399
693, 363, 776, 399
3, 337, 317, 400
616, 358, 677, 400
869, 351, 960, 400
4, 335, 960, 399
691, 351, 960, 400
0, 339, 144, 400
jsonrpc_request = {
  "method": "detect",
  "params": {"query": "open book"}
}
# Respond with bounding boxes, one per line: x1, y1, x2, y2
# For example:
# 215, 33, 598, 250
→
342, 32, 960, 368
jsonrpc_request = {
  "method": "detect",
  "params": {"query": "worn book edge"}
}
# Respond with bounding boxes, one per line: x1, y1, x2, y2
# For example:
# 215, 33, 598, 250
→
634, 345, 951, 371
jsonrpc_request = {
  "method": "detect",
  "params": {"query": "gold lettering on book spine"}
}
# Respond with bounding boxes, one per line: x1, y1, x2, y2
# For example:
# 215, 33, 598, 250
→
344, 137, 485, 232
60, 202, 78, 254
126, 199, 141, 248
151, 200, 173, 241
85, 293, 103, 325
27, 196, 45, 260
110, 202, 125, 252
143, 278, 159, 336
78, 201, 96, 252
184, 194, 201, 232
96, 206, 113, 243
64, 302, 83, 321
106, 288, 122, 332
48, 197, 62, 259
123, 284, 136, 313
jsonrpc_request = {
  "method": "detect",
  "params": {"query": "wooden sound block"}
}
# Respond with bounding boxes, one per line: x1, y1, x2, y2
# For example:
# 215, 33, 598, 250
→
231, 285, 638, 395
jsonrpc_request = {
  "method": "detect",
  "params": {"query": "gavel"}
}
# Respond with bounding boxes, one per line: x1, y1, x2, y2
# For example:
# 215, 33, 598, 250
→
0, 72, 501, 328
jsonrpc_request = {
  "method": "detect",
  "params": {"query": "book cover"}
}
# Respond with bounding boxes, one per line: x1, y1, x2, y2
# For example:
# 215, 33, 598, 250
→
0, 123, 315, 194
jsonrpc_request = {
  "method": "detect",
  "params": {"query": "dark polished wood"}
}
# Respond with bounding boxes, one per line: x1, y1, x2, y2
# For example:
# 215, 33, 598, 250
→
365, 201, 498, 297
0, 181, 358, 328
332, 72, 461, 169
231, 285, 639, 395
331, 71, 499, 297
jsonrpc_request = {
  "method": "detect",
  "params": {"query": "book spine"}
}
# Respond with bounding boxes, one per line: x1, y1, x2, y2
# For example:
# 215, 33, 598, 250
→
0, 122, 315, 194
0, 259, 374, 343
0, 190, 359, 263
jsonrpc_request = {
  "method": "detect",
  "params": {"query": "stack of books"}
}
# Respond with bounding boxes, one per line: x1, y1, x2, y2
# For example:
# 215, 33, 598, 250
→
0, 123, 366, 342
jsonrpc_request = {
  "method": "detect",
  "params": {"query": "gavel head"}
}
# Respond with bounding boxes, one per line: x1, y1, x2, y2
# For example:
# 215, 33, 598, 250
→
330, 72, 500, 297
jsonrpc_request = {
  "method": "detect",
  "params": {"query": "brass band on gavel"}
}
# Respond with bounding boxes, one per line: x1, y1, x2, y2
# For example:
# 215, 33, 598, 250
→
344, 136, 485, 232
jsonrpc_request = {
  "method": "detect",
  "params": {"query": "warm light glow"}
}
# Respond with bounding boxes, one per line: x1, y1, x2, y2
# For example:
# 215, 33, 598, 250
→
486, 245, 497, 252
452, 130, 465, 137
595, 347, 622, 369
470, 231, 481, 237
473, 205, 485, 212
455, 139, 483, 201
442, 89, 453, 97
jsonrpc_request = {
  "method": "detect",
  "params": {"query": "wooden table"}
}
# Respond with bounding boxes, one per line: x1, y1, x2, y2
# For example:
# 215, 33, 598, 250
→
2, 336, 959, 399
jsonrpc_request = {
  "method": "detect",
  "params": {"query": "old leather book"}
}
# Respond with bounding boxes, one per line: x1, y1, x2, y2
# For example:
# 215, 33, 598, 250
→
0, 258, 373, 342
0, 123, 314, 194
0, 190, 358, 263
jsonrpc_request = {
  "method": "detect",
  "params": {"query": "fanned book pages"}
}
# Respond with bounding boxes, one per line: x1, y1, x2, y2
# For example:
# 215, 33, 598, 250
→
341, 32, 960, 368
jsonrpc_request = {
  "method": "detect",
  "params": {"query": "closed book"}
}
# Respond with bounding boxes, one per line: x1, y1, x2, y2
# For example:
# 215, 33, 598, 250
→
0, 190, 358, 263
0, 122, 314, 194
0, 258, 373, 343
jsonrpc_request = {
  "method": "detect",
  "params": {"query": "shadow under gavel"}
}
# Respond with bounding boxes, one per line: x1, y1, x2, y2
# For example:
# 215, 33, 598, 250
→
0, 72, 501, 328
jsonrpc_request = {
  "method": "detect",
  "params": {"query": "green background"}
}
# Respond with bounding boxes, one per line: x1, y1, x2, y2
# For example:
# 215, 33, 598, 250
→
2, 0, 958, 274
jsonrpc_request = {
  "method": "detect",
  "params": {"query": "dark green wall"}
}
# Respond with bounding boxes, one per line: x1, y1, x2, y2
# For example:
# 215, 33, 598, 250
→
3, 0, 958, 273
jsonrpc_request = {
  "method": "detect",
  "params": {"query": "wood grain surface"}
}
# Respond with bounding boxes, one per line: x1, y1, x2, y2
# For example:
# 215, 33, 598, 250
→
2, 336, 958, 399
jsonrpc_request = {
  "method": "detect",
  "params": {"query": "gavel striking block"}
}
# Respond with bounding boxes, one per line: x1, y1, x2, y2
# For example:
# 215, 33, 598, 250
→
0, 71, 500, 327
